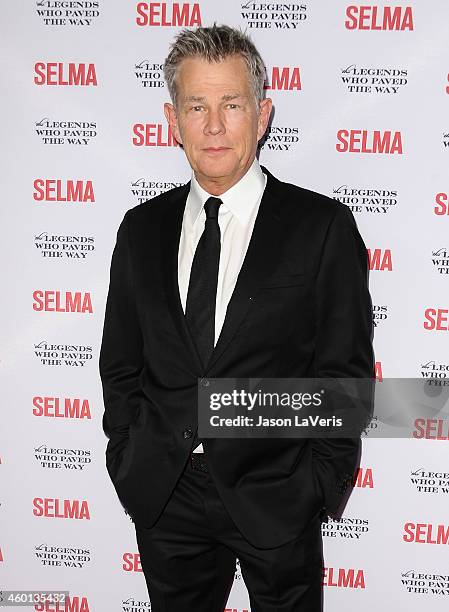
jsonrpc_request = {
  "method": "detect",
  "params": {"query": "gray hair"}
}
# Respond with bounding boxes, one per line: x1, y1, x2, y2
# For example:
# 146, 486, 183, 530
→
163, 24, 266, 109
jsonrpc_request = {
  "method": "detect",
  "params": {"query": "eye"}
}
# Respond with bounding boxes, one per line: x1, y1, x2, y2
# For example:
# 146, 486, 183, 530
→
191, 105, 204, 111
226, 103, 240, 109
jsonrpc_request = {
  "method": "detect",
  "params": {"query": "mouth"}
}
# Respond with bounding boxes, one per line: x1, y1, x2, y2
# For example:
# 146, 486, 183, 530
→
203, 147, 231, 154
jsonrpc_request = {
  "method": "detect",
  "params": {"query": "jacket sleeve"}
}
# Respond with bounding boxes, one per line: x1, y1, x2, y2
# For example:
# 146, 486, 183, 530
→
99, 210, 145, 473
311, 202, 374, 514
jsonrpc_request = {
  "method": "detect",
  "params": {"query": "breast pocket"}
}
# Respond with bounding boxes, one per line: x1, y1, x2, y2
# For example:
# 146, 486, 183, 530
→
260, 273, 305, 288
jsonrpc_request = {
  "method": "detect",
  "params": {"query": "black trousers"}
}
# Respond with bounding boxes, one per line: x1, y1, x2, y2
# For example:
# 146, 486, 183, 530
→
134, 454, 324, 612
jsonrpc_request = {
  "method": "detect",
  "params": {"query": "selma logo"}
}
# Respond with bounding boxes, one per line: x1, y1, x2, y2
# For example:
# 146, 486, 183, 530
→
374, 361, 383, 381
336, 130, 403, 154
34, 179, 94, 203
136, 2, 201, 26
122, 552, 143, 572
345, 5, 413, 31
34, 596, 90, 612
322, 567, 366, 589
33, 396, 92, 419
367, 248, 393, 271
353, 467, 374, 488
403, 523, 449, 545
34, 62, 97, 86
413, 419, 449, 440
132, 123, 177, 146
33, 498, 90, 520
33, 291, 93, 313
435, 193, 449, 215
423, 308, 449, 331
264, 67, 302, 91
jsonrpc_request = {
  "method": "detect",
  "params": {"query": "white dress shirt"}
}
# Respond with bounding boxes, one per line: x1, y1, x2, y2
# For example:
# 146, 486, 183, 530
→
178, 158, 267, 452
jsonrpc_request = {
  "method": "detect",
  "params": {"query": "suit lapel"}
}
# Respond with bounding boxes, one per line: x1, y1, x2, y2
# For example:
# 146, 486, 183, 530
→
160, 182, 204, 375
206, 168, 284, 372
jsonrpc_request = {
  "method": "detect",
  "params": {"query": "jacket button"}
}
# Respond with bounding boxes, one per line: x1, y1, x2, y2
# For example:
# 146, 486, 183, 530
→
183, 428, 193, 439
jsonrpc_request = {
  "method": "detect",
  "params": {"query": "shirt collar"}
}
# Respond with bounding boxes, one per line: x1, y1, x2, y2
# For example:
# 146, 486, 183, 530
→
186, 158, 266, 228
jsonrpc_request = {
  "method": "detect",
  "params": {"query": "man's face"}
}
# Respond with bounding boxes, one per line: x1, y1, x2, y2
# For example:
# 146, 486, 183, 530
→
164, 55, 272, 194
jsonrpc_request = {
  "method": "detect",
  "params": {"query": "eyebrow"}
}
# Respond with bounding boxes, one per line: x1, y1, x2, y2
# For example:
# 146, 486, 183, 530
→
183, 93, 246, 103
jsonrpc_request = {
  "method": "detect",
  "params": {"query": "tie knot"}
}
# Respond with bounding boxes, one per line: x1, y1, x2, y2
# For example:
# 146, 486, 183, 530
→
204, 197, 222, 219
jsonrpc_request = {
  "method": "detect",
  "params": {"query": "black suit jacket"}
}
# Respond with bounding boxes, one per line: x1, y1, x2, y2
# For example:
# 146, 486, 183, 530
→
99, 165, 374, 548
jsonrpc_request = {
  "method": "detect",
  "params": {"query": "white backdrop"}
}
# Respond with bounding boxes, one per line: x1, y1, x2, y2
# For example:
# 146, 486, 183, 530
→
1, 1, 449, 610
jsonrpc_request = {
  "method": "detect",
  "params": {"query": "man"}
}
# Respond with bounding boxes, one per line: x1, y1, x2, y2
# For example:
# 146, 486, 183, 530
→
99, 24, 373, 612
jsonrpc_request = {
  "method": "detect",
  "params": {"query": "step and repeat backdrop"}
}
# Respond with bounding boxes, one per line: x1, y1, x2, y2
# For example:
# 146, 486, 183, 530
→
1, 1, 448, 610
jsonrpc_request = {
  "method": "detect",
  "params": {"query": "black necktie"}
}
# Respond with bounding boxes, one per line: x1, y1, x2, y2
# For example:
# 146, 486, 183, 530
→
185, 196, 222, 369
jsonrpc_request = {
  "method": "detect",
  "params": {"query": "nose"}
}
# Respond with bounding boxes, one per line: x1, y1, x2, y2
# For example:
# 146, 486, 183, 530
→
203, 107, 225, 136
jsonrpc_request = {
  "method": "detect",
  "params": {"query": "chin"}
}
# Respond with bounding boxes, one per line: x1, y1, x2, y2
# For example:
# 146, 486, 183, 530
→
197, 160, 237, 179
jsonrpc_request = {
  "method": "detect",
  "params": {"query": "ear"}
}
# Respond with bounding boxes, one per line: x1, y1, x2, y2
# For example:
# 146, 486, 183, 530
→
164, 102, 183, 145
257, 98, 273, 141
